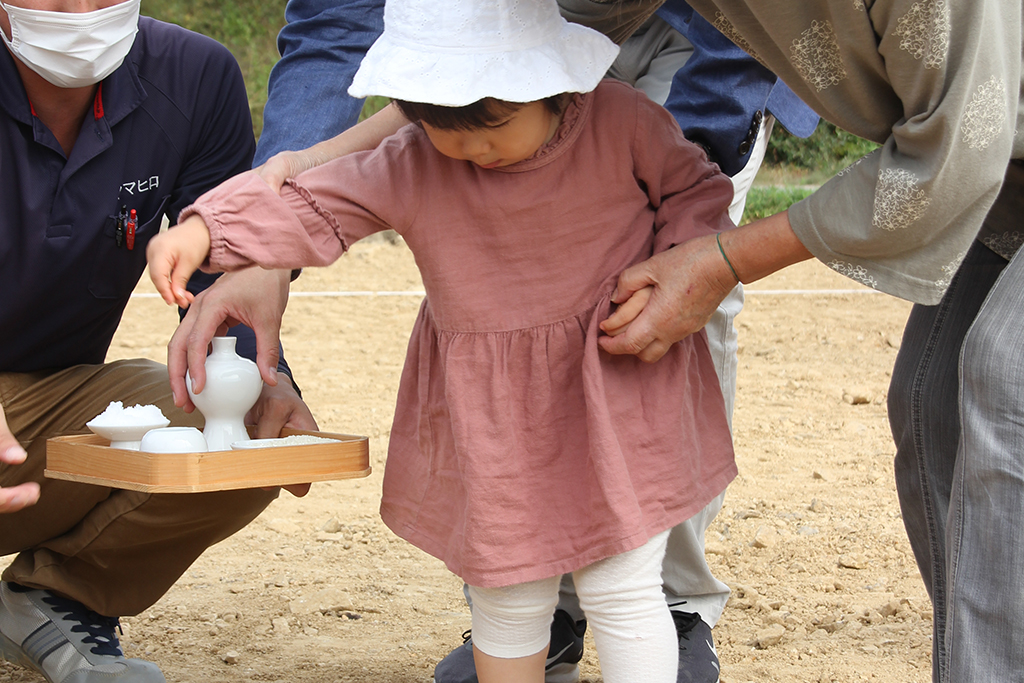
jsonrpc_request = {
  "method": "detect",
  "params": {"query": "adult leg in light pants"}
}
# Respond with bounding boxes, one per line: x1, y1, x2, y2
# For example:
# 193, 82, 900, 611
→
889, 161, 1024, 683
658, 111, 771, 628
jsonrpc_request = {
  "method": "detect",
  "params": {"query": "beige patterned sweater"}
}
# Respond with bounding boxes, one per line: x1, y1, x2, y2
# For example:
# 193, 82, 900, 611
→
688, 0, 1023, 303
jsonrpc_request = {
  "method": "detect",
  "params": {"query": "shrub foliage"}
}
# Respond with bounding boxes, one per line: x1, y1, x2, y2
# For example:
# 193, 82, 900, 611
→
767, 121, 879, 174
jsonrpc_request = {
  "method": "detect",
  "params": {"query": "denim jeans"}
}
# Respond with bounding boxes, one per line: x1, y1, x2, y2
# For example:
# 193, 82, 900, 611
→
253, 0, 384, 166
889, 161, 1024, 683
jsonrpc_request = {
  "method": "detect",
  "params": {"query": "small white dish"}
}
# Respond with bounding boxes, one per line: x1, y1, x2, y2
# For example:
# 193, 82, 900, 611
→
86, 419, 170, 451
231, 435, 338, 449
140, 427, 208, 454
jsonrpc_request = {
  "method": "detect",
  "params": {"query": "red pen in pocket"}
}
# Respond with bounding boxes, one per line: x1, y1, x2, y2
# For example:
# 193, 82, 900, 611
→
126, 209, 137, 250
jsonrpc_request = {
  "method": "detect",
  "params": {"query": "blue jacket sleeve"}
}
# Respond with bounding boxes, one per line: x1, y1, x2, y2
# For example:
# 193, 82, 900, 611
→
207, 0, 383, 390
253, 0, 385, 166
656, 1, 818, 176
144, 29, 296, 388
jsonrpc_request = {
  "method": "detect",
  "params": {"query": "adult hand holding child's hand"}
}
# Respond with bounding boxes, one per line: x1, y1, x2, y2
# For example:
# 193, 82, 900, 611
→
600, 215, 813, 362
600, 286, 653, 338
599, 235, 736, 363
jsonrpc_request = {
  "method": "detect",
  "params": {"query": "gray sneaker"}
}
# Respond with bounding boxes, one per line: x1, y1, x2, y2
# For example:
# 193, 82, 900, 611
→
433, 609, 586, 683
672, 609, 720, 683
0, 582, 165, 683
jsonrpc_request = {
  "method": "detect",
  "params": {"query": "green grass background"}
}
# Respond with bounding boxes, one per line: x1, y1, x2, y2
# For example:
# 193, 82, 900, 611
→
142, 0, 286, 138
141, 0, 877, 221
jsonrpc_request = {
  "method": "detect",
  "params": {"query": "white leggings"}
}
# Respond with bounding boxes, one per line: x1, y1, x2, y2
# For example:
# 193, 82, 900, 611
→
467, 531, 676, 683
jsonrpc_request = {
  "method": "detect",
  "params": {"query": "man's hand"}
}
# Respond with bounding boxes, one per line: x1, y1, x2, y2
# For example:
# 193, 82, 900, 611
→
0, 405, 40, 513
247, 379, 318, 498
148, 214, 213, 308
167, 268, 292, 411
598, 234, 737, 362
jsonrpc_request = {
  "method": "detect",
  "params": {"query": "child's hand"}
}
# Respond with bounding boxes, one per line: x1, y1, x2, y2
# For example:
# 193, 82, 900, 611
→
600, 286, 653, 338
146, 215, 213, 308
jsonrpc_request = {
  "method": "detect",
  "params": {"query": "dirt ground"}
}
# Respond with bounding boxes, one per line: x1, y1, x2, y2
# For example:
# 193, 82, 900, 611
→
2, 235, 932, 683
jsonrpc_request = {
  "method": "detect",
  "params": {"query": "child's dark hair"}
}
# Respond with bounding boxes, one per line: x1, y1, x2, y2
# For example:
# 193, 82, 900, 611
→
393, 94, 570, 131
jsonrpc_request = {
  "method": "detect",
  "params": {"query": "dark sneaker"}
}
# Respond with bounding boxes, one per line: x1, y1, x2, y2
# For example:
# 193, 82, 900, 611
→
433, 609, 587, 683
672, 609, 720, 683
0, 582, 165, 683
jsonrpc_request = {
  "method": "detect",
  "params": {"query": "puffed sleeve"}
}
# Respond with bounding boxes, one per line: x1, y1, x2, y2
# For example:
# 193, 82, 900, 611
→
628, 87, 736, 254
180, 125, 427, 272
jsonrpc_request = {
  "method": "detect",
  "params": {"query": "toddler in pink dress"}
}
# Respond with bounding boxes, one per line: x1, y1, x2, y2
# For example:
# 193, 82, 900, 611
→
147, 0, 737, 680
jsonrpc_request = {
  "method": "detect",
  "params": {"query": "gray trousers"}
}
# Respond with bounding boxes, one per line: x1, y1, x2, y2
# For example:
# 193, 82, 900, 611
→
889, 160, 1024, 683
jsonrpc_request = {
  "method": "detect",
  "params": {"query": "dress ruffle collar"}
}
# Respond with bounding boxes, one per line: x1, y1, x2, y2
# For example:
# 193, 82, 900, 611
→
498, 90, 592, 173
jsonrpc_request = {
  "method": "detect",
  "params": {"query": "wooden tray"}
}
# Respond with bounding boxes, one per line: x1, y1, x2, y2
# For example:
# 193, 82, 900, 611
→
45, 428, 370, 493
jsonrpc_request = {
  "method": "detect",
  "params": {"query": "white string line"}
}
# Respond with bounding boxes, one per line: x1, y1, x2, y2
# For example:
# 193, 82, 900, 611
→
744, 289, 882, 295
130, 288, 881, 299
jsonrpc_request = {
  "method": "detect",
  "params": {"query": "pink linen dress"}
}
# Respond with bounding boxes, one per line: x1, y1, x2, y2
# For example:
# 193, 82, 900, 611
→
184, 79, 738, 588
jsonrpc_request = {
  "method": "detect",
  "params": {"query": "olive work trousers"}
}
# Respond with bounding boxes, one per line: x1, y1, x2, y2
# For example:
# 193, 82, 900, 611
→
0, 358, 278, 616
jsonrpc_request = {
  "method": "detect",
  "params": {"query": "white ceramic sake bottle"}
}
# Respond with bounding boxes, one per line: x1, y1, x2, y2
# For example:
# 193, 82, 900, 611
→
186, 336, 263, 451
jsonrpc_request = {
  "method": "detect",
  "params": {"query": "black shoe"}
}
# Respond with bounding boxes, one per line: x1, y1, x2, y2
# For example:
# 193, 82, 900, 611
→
672, 609, 720, 683
433, 609, 587, 683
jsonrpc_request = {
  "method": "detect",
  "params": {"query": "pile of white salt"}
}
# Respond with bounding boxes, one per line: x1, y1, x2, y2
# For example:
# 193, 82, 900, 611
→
88, 401, 168, 426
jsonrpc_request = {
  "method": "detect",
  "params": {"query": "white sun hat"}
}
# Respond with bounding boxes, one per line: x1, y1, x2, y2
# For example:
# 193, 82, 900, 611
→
348, 0, 620, 106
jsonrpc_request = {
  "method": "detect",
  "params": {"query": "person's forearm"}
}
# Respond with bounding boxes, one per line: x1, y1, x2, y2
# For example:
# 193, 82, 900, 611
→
717, 210, 813, 284
303, 102, 409, 168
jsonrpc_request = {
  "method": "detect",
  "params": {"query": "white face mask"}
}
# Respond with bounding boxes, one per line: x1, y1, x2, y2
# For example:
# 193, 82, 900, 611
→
1, 0, 141, 88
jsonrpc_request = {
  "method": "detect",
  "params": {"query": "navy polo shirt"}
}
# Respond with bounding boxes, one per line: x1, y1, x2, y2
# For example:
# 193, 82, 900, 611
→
1, 18, 256, 373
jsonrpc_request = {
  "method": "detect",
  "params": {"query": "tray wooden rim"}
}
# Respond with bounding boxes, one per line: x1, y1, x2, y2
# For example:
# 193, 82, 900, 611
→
45, 428, 370, 493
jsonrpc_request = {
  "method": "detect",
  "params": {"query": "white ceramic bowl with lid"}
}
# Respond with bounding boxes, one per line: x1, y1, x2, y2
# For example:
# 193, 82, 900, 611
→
139, 427, 208, 454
